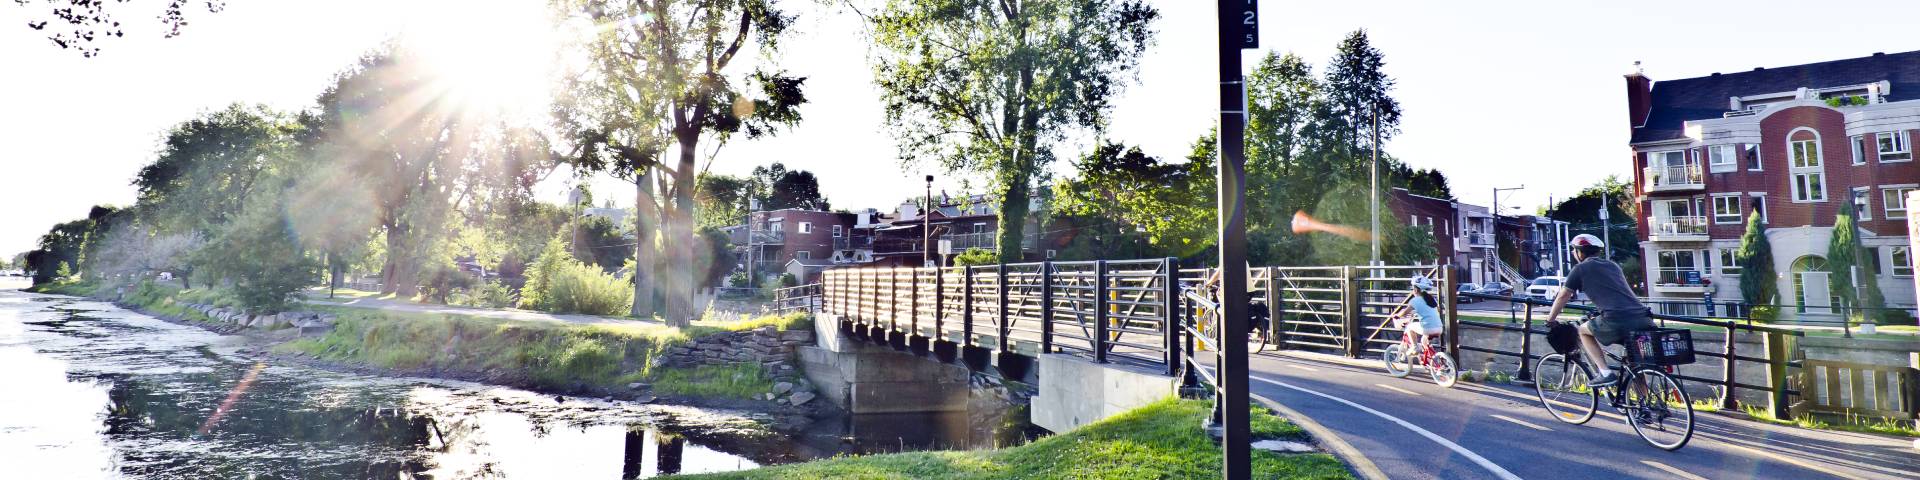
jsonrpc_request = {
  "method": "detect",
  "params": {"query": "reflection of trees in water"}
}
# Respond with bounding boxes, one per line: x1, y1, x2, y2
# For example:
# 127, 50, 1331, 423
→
102, 373, 434, 478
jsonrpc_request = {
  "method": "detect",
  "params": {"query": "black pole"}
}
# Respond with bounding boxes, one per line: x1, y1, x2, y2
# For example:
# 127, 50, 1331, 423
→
1215, 1, 1254, 478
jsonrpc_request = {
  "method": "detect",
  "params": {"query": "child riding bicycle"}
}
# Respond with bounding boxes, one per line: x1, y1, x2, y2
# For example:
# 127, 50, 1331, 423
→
1389, 275, 1445, 348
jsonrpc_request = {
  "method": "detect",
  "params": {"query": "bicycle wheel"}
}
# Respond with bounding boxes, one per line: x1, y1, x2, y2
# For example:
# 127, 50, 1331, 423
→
1250, 326, 1270, 353
1621, 368, 1694, 451
1428, 351, 1458, 388
1534, 353, 1597, 425
1382, 344, 1412, 377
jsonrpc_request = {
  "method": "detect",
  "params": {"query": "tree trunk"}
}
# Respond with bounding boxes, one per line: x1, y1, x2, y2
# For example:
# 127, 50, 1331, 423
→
663, 132, 700, 327
381, 223, 422, 298
631, 172, 658, 318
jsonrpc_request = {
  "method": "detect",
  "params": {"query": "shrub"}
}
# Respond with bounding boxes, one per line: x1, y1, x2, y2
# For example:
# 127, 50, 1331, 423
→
1749, 305, 1779, 323
953, 247, 998, 266
418, 263, 476, 305
518, 233, 573, 310
545, 260, 633, 315
450, 280, 517, 309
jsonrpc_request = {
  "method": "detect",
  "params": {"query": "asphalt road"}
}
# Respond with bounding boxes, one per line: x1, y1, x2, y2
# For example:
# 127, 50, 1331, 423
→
1232, 351, 1919, 480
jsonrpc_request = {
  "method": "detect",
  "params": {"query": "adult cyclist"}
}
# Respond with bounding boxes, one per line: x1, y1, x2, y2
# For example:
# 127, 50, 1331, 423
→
1543, 234, 1654, 387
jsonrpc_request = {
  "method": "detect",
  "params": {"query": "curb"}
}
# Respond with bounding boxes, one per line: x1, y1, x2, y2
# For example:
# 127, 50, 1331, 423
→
1251, 393, 1388, 480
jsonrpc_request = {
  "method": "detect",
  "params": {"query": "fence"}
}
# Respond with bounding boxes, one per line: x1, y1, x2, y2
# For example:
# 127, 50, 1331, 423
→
772, 283, 821, 315
1459, 291, 1807, 418
820, 259, 1183, 376
1791, 358, 1918, 423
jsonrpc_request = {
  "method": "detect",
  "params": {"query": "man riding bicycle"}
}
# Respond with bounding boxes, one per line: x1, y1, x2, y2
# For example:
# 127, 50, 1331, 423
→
1543, 234, 1654, 388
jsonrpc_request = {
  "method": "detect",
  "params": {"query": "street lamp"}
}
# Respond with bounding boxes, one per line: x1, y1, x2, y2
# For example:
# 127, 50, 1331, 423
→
924, 175, 935, 267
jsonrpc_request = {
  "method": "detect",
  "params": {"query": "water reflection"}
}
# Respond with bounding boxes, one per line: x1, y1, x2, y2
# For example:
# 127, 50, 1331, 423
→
0, 290, 1033, 479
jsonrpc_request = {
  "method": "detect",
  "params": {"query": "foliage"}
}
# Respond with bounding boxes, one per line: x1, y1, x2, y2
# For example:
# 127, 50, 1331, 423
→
697, 226, 737, 289
952, 248, 1000, 267
555, 0, 809, 325
871, 0, 1158, 263
194, 200, 323, 314
1546, 175, 1639, 263
88, 225, 203, 283
1052, 143, 1214, 259
671, 398, 1348, 480
449, 281, 518, 309
696, 172, 753, 228
416, 262, 477, 305
1737, 205, 1779, 308
648, 363, 773, 400
545, 260, 635, 316
747, 162, 831, 211
519, 232, 578, 311
571, 215, 633, 273
134, 104, 304, 238
15, 0, 223, 57
1825, 204, 1890, 323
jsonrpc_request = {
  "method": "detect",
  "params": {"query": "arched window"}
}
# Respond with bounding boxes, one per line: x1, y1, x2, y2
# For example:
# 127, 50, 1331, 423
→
1788, 128, 1827, 202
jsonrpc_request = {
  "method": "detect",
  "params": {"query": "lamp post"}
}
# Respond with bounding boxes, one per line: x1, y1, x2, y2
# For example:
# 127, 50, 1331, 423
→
1214, 1, 1256, 478
924, 175, 935, 267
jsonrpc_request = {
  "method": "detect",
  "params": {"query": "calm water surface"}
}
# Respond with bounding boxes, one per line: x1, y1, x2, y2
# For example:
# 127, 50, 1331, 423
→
0, 287, 1026, 479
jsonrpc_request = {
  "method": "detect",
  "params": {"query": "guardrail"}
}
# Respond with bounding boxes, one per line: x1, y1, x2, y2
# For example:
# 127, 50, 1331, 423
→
1458, 291, 1805, 418
821, 258, 1182, 377
773, 283, 821, 314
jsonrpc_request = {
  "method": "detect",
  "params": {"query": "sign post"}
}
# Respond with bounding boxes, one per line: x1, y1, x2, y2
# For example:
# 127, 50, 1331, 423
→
1216, 1, 1255, 479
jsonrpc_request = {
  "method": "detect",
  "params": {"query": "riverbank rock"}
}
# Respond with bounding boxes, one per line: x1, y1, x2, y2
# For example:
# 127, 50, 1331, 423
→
789, 391, 816, 406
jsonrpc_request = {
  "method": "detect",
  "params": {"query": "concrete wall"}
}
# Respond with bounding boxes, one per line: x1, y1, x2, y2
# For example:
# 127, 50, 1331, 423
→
1030, 354, 1177, 433
799, 314, 970, 414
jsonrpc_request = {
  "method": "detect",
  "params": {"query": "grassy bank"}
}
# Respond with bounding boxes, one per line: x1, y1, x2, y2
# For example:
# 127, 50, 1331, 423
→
671, 398, 1350, 480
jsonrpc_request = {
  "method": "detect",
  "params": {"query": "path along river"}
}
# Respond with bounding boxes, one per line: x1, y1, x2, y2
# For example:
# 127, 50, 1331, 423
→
0, 287, 1026, 479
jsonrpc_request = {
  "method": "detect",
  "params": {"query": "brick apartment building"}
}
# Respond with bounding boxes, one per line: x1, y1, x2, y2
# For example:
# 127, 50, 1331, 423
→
1627, 52, 1920, 316
729, 209, 856, 284
1389, 188, 1570, 285
724, 193, 1043, 284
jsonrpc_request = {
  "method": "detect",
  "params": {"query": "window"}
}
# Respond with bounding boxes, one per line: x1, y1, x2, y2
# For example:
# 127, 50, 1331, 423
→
1711, 195, 1743, 224
1745, 144, 1762, 171
1885, 187, 1916, 219
1869, 246, 1883, 275
1650, 150, 1687, 167
1852, 188, 1873, 220
1708, 144, 1737, 172
1655, 250, 1705, 285
798, 222, 814, 234
796, 251, 811, 260
972, 223, 988, 234
1852, 135, 1868, 165
832, 225, 844, 238
1894, 246, 1914, 277
1790, 136, 1826, 202
1718, 248, 1742, 276
1751, 195, 1769, 222
1879, 131, 1912, 162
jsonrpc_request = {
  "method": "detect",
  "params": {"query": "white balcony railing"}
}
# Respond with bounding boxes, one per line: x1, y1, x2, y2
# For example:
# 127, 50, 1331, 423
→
1649, 215, 1709, 241
1652, 268, 1710, 292
1643, 164, 1704, 192
1464, 232, 1494, 247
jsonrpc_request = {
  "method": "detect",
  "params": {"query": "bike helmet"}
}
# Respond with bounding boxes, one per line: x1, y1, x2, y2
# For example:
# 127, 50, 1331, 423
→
1547, 321, 1581, 354
1410, 275, 1436, 293
1569, 233, 1605, 249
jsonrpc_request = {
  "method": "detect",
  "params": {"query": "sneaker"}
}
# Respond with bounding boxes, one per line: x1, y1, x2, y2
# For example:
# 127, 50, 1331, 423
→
1585, 371, 1620, 388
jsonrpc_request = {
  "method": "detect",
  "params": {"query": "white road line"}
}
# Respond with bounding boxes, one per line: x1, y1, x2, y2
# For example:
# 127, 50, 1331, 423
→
1640, 460, 1708, 480
1284, 363, 1320, 372
1375, 383, 1423, 396
1489, 414, 1550, 432
1254, 375, 1524, 480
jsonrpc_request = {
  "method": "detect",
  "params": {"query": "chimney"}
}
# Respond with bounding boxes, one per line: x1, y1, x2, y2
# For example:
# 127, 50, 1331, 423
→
1625, 61, 1653, 131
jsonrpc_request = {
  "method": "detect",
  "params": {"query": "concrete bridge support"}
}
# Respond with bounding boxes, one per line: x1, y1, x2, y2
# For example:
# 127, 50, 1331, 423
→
798, 314, 970, 413
1030, 354, 1178, 433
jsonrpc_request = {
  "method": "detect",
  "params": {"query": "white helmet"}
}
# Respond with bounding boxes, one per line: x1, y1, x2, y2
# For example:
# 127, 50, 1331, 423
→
1569, 233, 1605, 249
1410, 275, 1436, 293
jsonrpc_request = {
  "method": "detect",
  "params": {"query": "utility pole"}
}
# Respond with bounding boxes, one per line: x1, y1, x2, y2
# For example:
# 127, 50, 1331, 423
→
1369, 104, 1381, 266
1491, 185, 1524, 281
924, 175, 935, 267
746, 197, 760, 287
1600, 189, 1612, 260
1214, 1, 1255, 478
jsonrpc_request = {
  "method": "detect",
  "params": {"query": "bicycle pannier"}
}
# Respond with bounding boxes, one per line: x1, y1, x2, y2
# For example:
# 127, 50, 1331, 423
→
1626, 328, 1696, 366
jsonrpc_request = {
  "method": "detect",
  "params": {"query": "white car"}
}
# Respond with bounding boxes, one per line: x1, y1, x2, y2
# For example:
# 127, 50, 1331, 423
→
1526, 276, 1587, 302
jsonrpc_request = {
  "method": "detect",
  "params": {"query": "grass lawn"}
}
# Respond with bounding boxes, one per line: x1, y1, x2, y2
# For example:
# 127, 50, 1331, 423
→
668, 398, 1351, 480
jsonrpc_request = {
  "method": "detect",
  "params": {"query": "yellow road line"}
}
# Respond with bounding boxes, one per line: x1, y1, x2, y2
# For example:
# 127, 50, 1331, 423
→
1375, 383, 1423, 396
1489, 414, 1551, 432
1253, 394, 1389, 480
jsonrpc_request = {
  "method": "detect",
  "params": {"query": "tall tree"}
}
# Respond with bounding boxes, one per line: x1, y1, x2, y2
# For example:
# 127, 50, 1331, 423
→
870, 0, 1158, 263
134, 104, 301, 239
1320, 30, 1400, 156
1052, 143, 1213, 259
748, 162, 829, 210
695, 172, 752, 228
559, 0, 807, 325
1736, 202, 1779, 312
1546, 176, 1639, 262
1825, 203, 1887, 320
15, 0, 224, 57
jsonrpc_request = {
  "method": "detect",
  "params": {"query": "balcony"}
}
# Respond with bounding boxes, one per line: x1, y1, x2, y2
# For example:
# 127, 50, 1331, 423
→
1643, 164, 1704, 193
1651, 269, 1710, 294
1465, 232, 1494, 247
1648, 215, 1709, 242
833, 235, 873, 251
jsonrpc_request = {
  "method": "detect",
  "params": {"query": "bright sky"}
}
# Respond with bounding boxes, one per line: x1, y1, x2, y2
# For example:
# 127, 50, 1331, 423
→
6, 0, 1920, 256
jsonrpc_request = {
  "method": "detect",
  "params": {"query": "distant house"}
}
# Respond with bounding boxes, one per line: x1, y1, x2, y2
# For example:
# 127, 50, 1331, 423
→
1388, 187, 1569, 285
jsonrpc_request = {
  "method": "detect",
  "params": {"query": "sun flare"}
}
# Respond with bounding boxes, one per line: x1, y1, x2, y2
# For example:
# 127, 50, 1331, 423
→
397, 1, 575, 124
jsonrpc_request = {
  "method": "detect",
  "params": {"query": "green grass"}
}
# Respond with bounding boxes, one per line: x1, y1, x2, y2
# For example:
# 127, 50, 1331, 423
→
648, 363, 775, 399
668, 398, 1349, 480
1739, 405, 1919, 438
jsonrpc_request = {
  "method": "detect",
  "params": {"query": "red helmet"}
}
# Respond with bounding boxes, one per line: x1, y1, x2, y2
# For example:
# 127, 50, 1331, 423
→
1569, 233, 1605, 249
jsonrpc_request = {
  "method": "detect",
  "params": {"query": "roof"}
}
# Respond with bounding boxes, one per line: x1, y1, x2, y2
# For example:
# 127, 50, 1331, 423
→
1631, 51, 1920, 144
785, 258, 835, 268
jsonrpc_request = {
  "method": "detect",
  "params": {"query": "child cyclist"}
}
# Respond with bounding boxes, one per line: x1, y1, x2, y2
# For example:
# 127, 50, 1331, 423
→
1391, 275, 1445, 348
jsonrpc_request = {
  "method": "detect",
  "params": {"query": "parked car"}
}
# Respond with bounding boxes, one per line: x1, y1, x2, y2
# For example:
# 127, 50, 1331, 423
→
1478, 281, 1514, 297
1456, 283, 1481, 303
1526, 276, 1586, 302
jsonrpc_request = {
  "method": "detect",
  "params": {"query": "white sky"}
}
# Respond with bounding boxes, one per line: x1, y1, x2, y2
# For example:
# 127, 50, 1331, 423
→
6, 0, 1920, 255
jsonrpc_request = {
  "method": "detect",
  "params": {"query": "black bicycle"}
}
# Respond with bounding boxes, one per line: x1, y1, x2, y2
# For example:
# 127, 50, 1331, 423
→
1533, 313, 1695, 450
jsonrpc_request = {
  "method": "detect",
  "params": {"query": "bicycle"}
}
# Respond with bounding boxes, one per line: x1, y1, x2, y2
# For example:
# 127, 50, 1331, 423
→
1533, 312, 1695, 451
1185, 286, 1272, 353
1381, 315, 1457, 387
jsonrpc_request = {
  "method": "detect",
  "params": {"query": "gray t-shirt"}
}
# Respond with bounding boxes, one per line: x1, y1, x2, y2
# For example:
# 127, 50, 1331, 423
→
1564, 258, 1645, 314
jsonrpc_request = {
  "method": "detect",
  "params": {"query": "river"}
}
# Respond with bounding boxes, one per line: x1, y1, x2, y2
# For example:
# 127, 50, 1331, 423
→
0, 286, 1032, 479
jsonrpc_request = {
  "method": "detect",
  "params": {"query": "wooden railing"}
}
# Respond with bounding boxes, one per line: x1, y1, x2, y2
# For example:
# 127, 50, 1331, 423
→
1791, 358, 1918, 423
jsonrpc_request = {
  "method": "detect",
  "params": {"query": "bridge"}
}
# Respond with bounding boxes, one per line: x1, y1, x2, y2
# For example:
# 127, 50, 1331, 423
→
803, 259, 1920, 480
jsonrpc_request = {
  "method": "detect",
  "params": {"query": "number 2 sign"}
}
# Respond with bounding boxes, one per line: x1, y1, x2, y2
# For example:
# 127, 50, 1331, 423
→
1240, 0, 1258, 49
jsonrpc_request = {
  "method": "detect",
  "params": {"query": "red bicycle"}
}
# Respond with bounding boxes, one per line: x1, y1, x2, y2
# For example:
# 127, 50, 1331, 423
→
1381, 316, 1458, 388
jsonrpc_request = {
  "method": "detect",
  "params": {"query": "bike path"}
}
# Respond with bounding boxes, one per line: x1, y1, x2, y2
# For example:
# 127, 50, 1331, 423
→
1231, 351, 1917, 480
